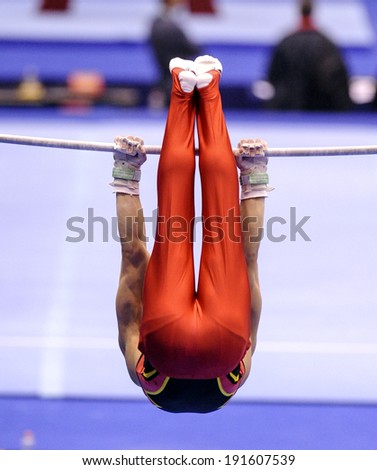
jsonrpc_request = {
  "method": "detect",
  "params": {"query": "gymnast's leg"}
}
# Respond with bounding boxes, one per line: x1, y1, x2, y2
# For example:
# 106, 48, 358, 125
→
139, 61, 198, 377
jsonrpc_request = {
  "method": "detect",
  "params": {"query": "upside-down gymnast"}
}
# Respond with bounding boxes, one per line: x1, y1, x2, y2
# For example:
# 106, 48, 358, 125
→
111, 56, 270, 413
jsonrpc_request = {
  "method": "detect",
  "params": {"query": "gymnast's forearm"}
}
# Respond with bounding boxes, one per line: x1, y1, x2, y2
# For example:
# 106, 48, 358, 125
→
116, 193, 149, 303
116, 193, 148, 255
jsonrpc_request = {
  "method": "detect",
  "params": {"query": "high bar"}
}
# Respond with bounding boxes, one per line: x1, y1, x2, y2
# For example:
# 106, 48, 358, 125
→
0, 133, 377, 157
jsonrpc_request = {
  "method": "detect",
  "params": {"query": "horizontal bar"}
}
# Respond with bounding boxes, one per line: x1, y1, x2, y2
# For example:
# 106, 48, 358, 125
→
0, 133, 114, 153
0, 133, 377, 157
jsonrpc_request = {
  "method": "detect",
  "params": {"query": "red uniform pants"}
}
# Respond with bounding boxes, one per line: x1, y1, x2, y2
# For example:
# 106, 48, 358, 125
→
140, 71, 251, 379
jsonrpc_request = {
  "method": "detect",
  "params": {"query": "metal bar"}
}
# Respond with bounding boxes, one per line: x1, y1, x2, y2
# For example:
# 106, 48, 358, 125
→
1, 133, 377, 157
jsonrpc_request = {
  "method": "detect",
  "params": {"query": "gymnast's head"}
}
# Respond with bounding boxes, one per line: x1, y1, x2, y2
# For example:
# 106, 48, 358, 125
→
144, 377, 235, 414
137, 357, 242, 413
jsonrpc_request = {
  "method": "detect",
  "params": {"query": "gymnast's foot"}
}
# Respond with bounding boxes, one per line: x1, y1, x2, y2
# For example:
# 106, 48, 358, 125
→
193, 55, 223, 89
169, 58, 196, 93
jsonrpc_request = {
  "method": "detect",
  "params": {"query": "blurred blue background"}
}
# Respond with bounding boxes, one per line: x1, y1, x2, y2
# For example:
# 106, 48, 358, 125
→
0, 0, 377, 108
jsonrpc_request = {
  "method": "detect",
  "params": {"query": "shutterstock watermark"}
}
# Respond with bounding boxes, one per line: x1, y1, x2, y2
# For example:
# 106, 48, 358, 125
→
65, 207, 311, 243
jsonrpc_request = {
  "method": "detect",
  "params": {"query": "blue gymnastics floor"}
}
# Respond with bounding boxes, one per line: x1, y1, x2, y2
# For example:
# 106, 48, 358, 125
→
1, 396, 377, 450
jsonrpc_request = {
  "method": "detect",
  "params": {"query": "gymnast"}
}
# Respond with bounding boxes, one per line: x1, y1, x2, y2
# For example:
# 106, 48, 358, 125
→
111, 56, 270, 413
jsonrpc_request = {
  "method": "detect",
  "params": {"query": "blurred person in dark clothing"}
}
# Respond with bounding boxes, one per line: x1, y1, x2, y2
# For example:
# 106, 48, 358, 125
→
149, 0, 200, 107
267, 0, 352, 111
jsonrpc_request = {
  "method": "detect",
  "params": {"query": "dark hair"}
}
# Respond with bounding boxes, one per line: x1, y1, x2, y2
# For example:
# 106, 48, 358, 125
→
301, 0, 313, 17
146, 377, 233, 413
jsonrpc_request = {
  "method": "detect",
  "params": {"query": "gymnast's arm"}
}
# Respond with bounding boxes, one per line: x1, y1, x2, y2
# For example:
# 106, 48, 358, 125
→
235, 138, 268, 386
115, 194, 150, 386
112, 136, 149, 386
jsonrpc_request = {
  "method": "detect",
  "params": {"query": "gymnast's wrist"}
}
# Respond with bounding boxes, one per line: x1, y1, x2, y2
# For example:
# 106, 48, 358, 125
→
239, 172, 270, 200
110, 161, 142, 195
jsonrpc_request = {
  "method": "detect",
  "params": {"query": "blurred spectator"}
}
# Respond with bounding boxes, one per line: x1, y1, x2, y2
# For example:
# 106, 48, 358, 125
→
149, 0, 200, 107
266, 0, 352, 111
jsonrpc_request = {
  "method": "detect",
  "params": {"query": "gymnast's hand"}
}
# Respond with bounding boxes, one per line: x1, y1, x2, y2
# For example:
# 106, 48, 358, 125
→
113, 135, 147, 168
235, 138, 268, 173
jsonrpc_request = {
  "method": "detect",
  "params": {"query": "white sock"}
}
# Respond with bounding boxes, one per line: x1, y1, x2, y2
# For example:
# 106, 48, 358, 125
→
169, 58, 195, 73
193, 55, 223, 75
179, 70, 197, 93
196, 72, 214, 89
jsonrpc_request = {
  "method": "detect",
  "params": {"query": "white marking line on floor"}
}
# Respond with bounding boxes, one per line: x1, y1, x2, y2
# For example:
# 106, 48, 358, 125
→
0, 336, 115, 349
1, 337, 377, 354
